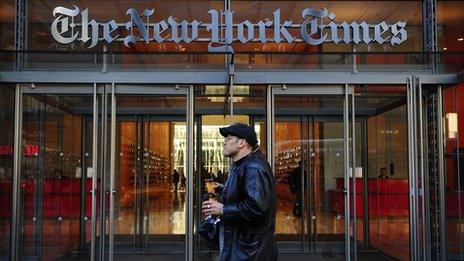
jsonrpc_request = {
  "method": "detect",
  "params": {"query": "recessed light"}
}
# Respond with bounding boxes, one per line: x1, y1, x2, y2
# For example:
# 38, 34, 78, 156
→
458, 38, 464, 42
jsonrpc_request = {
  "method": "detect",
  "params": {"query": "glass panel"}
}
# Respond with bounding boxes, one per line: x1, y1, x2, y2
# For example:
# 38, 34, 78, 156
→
311, 118, 346, 248
28, 0, 224, 52
0, 84, 14, 259
195, 85, 267, 114
437, 1, 464, 52
113, 95, 187, 256
19, 90, 95, 260
274, 93, 349, 255
231, 1, 422, 52
362, 85, 410, 260
348, 119, 363, 255
274, 119, 305, 249
443, 83, 464, 259
0, 0, 14, 50
194, 114, 248, 257
193, 85, 266, 259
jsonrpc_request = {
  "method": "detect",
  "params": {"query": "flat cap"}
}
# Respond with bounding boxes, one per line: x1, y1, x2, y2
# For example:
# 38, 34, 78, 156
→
219, 123, 258, 149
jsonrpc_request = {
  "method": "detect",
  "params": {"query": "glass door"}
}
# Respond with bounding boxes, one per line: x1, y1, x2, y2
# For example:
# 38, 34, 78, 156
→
109, 85, 193, 260
13, 84, 194, 260
17, 84, 98, 260
272, 85, 358, 260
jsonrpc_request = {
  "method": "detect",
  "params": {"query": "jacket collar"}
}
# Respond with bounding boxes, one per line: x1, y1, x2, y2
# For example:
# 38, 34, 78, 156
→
232, 151, 253, 166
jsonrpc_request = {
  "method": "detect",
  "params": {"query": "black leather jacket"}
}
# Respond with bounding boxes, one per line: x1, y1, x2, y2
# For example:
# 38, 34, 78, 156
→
220, 151, 277, 261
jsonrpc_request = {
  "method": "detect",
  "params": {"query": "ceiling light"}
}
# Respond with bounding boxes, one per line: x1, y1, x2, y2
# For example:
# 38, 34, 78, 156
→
458, 38, 464, 42
443, 47, 447, 50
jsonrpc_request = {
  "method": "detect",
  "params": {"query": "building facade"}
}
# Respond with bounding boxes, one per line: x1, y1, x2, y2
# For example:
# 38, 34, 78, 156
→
0, 0, 464, 260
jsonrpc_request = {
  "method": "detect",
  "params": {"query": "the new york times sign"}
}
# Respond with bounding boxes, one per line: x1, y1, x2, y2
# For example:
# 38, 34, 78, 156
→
51, 6, 407, 52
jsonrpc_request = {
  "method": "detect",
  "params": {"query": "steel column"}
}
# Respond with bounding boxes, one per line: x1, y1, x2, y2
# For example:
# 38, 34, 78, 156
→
109, 83, 116, 261
10, 84, 23, 260
267, 85, 274, 168
418, 77, 428, 261
14, 0, 27, 71
99, 85, 108, 260
351, 88, 357, 261
91, 83, 98, 261
437, 87, 447, 261
186, 85, 194, 261
344, 84, 351, 261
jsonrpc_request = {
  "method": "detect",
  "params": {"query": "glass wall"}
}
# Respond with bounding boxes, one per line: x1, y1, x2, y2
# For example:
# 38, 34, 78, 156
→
443, 83, 464, 259
362, 85, 409, 260
19, 88, 95, 260
0, 84, 14, 259
0, 0, 15, 71
27, 0, 224, 52
231, 1, 423, 53
0, 0, 14, 50
437, 1, 464, 52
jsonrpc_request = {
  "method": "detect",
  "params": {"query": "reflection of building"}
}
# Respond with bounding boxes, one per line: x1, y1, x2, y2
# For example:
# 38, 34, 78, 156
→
0, 0, 464, 260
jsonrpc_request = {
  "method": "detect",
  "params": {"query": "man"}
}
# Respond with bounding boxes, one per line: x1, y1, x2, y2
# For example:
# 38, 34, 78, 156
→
202, 123, 277, 261
288, 161, 306, 217
172, 169, 180, 193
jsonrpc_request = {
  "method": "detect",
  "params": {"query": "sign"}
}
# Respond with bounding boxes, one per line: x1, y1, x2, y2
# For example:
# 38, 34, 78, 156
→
51, 6, 407, 52
0, 145, 39, 157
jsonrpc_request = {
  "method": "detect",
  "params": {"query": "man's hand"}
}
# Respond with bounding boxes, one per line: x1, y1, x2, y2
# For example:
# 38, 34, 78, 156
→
202, 199, 224, 216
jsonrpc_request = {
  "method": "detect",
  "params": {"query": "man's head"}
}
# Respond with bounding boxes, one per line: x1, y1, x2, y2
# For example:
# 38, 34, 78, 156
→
219, 123, 258, 160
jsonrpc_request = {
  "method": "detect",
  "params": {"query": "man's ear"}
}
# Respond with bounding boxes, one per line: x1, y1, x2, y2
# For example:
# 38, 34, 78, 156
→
238, 139, 246, 148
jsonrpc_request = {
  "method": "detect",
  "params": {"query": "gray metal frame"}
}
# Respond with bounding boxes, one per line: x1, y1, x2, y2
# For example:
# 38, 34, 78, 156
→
91, 83, 98, 261
407, 75, 429, 261
109, 83, 116, 261
187, 85, 195, 261
350, 86, 357, 261
10, 84, 22, 261
0, 71, 459, 85
343, 85, 351, 261
437, 87, 447, 261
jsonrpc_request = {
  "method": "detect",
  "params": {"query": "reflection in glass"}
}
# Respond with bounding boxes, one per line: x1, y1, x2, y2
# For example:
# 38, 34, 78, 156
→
367, 101, 409, 260
20, 93, 94, 260
274, 95, 353, 251
0, 85, 14, 259
113, 95, 187, 254
443, 84, 464, 258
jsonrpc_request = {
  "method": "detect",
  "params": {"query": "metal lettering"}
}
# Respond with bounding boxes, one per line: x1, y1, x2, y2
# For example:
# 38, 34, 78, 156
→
103, 20, 119, 44
340, 21, 372, 44
374, 21, 390, 44
391, 21, 407, 46
181, 20, 200, 43
301, 8, 328, 45
256, 20, 272, 43
124, 8, 152, 46
153, 20, 168, 43
50, 6, 409, 51
237, 20, 254, 43
51, 6, 80, 44
273, 9, 294, 43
